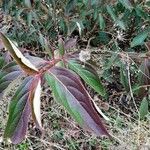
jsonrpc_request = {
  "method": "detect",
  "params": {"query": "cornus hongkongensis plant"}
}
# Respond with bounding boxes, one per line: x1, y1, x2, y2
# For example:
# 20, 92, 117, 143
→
0, 33, 110, 144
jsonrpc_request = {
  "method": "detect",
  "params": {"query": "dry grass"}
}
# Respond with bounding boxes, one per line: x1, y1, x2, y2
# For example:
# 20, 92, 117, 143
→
1, 93, 150, 150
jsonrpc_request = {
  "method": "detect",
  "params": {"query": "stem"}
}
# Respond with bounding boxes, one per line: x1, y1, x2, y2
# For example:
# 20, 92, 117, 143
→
39, 58, 62, 74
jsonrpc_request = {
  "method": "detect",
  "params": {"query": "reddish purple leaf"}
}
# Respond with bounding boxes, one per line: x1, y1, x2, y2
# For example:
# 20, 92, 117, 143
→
4, 76, 42, 144
0, 61, 23, 96
64, 37, 77, 50
45, 67, 110, 137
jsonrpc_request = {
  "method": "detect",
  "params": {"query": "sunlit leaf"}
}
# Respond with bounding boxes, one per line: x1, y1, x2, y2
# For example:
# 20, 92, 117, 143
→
0, 33, 38, 74
45, 67, 109, 137
30, 78, 42, 128
68, 60, 106, 97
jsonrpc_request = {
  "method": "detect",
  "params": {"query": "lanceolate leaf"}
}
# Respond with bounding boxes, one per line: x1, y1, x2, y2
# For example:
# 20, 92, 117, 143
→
68, 60, 106, 97
120, 63, 129, 92
0, 57, 5, 69
139, 97, 149, 119
4, 77, 33, 144
4, 76, 42, 144
99, 13, 105, 30
45, 67, 109, 137
0, 61, 23, 95
106, 5, 116, 21
0, 33, 38, 75
118, 0, 133, 10
131, 29, 150, 47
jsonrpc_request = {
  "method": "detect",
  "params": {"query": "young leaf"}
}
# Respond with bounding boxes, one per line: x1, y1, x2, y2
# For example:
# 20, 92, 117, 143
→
139, 97, 149, 119
68, 60, 106, 97
0, 33, 38, 75
45, 67, 109, 137
131, 29, 150, 47
4, 77, 33, 144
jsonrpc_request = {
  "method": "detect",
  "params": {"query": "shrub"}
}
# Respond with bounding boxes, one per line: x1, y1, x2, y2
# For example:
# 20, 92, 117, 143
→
0, 33, 110, 144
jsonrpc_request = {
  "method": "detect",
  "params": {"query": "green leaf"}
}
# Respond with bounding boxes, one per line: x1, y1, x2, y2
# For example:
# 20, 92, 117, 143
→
106, 5, 116, 21
118, 0, 133, 10
116, 20, 126, 30
99, 13, 105, 30
24, 0, 32, 8
58, 37, 65, 56
146, 1, 150, 7
139, 97, 149, 119
38, 33, 53, 58
68, 60, 106, 97
120, 64, 129, 92
0, 57, 5, 69
27, 11, 32, 26
65, 0, 76, 15
131, 29, 150, 47
45, 67, 109, 137
106, 5, 125, 30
